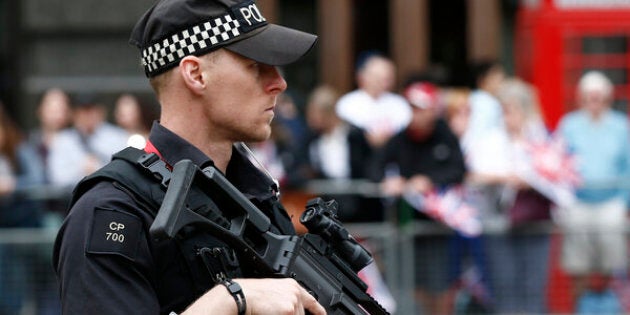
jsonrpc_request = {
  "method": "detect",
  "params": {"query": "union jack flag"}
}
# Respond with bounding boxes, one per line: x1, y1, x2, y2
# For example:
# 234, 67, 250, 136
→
404, 186, 482, 237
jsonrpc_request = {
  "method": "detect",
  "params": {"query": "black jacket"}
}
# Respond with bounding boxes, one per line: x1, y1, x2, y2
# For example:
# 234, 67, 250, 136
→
372, 119, 466, 188
53, 122, 295, 314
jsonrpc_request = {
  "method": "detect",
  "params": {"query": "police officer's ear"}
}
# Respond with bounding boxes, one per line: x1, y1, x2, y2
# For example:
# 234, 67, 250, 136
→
179, 55, 206, 96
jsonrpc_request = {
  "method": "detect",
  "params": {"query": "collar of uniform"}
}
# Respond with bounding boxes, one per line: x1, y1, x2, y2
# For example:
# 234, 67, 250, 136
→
226, 146, 277, 202
147, 121, 212, 168
147, 121, 275, 202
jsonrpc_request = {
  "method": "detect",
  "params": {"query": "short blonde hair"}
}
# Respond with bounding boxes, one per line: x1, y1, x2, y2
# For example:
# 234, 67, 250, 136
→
148, 68, 173, 96
148, 50, 222, 96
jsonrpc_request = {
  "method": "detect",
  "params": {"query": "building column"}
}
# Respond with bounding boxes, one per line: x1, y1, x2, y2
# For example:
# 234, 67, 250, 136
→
390, 0, 429, 87
467, 0, 501, 62
317, 0, 353, 93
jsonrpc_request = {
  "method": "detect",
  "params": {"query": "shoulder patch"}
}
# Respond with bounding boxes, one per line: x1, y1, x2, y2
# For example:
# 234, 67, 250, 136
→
86, 207, 143, 261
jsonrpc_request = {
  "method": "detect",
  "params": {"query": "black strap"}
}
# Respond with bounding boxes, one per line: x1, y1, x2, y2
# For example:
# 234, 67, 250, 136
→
71, 146, 230, 229
221, 279, 246, 315
70, 147, 171, 217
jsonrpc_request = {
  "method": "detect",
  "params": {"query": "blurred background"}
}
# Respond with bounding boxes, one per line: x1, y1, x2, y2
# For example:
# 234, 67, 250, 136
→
1, 0, 630, 314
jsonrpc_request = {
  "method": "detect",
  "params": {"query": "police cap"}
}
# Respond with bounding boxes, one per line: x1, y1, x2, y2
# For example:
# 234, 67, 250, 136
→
130, 0, 317, 77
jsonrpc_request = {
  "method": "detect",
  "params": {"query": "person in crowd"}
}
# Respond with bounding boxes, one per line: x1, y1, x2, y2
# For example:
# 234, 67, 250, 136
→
446, 62, 509, 313
556, 70, 629, 313
25, 88, 73, 219
28, 88, 73, 181
0, 102, 47, 227
336, 51, 411, 149
461, 60, 506, 152
441, 88, 493, 313
293, 85, 395, 311
0, 100, 51, 314
443, 88, 472, 140
274, 92, 308, 151
459, 60, 507, 201
296, 85, 378, 222
483, 78, 553, 314
47, 93, 129, 188
53, 0, 327, 314
22, 88, 71, 315
113, 93, 158, 149
373, 81, 467, 314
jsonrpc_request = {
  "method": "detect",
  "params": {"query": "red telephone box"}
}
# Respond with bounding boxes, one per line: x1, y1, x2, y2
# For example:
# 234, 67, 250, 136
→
515, 1, 630, 312
515, 0, 630, 129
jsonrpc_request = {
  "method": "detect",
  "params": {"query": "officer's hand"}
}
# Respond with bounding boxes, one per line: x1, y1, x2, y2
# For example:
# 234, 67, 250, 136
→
182, 278, 326, 315
238, 278, 326, 315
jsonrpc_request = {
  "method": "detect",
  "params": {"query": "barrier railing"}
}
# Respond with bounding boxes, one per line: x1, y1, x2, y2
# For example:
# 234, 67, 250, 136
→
0, 222, 566, 315
1, 179, 628, 314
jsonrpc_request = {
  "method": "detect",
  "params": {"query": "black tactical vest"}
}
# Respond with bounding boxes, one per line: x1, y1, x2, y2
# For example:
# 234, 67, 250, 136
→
72, 147, 244, 311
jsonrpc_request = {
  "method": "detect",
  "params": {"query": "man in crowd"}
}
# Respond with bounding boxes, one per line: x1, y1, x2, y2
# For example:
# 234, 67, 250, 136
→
47, 94, 128, 187
336, 52, 411, 149
373, 81, 467, 314
556, 70, 630, 313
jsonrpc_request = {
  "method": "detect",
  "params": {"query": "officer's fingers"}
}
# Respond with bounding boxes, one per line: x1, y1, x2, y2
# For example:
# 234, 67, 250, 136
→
299, 287, 326, 315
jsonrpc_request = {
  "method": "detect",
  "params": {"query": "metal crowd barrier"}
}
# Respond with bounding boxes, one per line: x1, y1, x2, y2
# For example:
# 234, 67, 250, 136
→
1, 179, 628, 315
0, 221, 563, 315
299, 178, 630, 314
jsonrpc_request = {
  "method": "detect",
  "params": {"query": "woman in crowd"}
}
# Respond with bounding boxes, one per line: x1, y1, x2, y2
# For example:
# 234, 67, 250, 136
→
495, 78, 553, 314
113, 93, 158, 149
0, 99, 52, 314
27, 88, 72, 185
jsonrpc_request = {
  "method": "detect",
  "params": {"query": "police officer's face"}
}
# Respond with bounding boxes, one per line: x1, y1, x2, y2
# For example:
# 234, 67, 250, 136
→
201, 49, 287, 142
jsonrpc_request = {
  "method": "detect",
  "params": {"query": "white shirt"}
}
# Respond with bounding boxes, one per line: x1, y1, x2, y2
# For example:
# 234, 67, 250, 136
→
336, 90, 411, 135
48, 123, 129, 187
462, 89, 504, 149
313, 124, 351, 179
465, 128, 512, 177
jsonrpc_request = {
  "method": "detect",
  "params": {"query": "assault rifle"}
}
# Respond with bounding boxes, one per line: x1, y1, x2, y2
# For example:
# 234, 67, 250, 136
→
149, 159, 390, 315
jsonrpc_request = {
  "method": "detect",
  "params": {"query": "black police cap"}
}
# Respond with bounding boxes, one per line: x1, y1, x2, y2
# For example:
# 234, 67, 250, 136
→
130, 0, 317, 77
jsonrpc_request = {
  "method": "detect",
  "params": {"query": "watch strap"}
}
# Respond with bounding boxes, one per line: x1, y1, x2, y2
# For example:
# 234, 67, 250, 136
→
221, 279, 246, 315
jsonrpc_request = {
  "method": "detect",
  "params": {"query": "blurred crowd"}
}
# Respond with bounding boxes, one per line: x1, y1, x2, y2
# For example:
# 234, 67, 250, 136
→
0, 90, 159, 223
0, 90, 159, 315
0, 51, 629, 314
249, 52, 630, 314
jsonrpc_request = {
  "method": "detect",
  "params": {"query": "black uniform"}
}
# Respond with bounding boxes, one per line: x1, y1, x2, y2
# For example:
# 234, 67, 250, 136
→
53, 122, 296, 314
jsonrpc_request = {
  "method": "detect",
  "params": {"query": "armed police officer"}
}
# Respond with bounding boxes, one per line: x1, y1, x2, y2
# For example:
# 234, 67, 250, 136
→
53, 0, 325, 314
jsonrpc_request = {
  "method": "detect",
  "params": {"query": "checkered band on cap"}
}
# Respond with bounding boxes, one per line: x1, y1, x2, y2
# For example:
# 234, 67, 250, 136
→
141, 13, 242, 76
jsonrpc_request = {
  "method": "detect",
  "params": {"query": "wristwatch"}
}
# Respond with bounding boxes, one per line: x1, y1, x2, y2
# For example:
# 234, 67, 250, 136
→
221, 279, 247, 315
